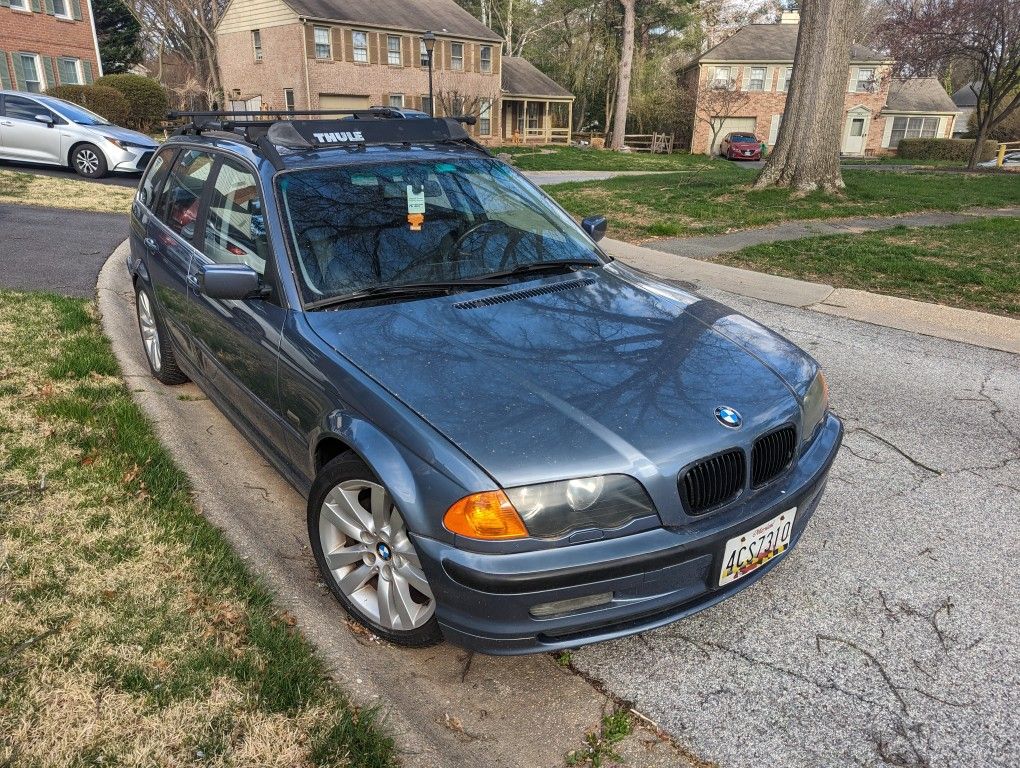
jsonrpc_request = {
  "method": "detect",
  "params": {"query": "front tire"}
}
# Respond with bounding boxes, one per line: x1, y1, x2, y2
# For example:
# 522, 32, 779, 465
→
71, 143, 108, 178
135, 283, 188, 385
309, 455, 442, 647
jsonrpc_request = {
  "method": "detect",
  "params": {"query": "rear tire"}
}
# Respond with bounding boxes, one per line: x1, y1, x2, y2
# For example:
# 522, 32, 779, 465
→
308, 454, 442, 647
71, 143, 108, 178
135, 283, 188, 385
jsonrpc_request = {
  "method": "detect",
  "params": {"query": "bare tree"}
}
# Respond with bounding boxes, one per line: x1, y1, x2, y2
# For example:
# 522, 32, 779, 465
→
753, 0, 867, 194
685, 77, 754, 154
609, 0, 637, 149
880, 0, 1020, 168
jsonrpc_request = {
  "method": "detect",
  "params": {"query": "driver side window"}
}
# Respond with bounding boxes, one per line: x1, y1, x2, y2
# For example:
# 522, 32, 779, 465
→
202, 160, 268, 277
3, 96, 49, 122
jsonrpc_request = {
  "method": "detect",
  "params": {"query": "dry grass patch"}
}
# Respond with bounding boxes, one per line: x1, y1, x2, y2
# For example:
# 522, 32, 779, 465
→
0, 169, 135, 213
0, 291, 396, 767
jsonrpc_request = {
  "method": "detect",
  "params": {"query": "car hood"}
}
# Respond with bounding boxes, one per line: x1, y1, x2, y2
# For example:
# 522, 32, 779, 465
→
304, 264, 813, 493
89, 123, 158, 147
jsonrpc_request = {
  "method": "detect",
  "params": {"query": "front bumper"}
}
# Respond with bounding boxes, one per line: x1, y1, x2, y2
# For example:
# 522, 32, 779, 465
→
729, 148, 762, 160
413, 412, 843, 654
108, 145, 156, 173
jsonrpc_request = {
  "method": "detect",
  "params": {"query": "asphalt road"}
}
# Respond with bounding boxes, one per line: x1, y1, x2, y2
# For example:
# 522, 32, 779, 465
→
0, 203, 129, 296
0, 158, 141, 187
574, 287, 1020, 768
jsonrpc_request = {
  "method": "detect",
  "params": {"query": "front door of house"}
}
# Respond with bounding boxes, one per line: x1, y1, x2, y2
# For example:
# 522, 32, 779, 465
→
844, 116, 866, 155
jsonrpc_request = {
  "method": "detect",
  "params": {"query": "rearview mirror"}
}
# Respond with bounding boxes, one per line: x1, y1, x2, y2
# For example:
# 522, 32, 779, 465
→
581, 215, 608, 242
34, 114, 53, 126
198, 263, 261, 300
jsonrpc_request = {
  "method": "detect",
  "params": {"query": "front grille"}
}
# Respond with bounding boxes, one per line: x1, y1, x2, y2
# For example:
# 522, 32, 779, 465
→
136, 151, 154, 169
751, 425, 797, 488
680, 449, 745, 515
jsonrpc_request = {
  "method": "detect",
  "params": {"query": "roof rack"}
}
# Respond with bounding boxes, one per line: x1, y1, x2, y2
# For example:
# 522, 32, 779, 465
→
165, 109, 489, 170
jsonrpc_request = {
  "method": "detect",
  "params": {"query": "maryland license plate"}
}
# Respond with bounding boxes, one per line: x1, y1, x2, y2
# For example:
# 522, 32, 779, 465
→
719, 508, 797, 586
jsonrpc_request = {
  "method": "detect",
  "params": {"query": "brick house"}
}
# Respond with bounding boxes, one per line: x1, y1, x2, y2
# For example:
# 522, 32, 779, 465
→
681, 11, 959, 156
215, 0, 574, 144
0, 0, 102, 93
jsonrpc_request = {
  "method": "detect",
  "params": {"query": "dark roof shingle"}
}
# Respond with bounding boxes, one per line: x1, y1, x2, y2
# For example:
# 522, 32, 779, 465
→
501, 56, 573, 98
698, 24, 886, 64
885, 78, 958, 113
281, 0, 503, 41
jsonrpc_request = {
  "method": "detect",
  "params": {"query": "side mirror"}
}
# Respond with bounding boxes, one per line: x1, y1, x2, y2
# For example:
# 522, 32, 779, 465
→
198, 263, 261, 300
581, 215, 608, 243
34, 113, 54, 126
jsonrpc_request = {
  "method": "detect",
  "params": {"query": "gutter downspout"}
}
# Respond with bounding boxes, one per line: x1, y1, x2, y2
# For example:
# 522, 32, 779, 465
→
85, 0, 104, 76
301, 17, 312, 110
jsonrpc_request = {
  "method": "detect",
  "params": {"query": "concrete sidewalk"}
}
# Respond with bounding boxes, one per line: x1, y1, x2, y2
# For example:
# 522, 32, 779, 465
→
602, 230, 1020, 356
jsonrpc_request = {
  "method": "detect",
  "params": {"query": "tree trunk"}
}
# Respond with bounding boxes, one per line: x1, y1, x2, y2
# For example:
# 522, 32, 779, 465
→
753, 0, 865, 194
609, 0, 636, 150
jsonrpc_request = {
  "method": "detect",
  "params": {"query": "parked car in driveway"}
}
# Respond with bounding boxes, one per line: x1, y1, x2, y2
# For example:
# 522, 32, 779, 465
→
720, 132, 763, 160
978, 150, 1020, 169
128, 110, 843, 654
0, 90, 159, 178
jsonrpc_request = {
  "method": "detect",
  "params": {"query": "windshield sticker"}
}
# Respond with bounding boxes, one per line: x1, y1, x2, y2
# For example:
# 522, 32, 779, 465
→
407, 213, 424, 231
406, 184, 426, 214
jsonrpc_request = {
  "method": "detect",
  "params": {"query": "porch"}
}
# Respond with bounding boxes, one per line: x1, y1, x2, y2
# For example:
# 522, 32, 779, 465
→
501, 98, 573, 144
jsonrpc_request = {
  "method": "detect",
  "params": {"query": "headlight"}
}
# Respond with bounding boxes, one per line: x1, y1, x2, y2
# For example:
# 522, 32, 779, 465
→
505, 474, 656, 538
105, 137, 144, 150
801, 370, 829, 443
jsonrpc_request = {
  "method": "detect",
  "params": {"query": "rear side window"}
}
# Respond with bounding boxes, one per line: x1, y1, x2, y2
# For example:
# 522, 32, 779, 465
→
156, 149, 216, 241
137, 147, 175, 210
4, 96, 48, 121
202, 159, 268, 276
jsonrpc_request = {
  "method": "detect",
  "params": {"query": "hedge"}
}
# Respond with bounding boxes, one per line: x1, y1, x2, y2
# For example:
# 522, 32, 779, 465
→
45, 84, 130, 125
95, 73, 168, 132
897, 138, 998, 162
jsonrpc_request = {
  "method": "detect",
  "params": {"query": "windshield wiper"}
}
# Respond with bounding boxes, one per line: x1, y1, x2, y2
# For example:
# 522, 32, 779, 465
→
306, 279, 503, 310
477, 259, 603, 282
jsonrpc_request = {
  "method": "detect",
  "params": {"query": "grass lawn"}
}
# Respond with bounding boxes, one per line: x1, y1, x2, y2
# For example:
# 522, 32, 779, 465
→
545, 167, 1020, 241
0, 169, 135, 213
0, 291, 397, 766
716, 217, 1020, 318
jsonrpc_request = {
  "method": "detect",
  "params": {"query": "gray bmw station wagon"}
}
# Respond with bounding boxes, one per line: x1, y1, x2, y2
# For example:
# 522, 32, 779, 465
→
128, 110, 843, 654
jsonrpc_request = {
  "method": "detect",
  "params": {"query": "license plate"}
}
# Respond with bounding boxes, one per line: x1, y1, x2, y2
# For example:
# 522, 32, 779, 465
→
744, 150, 753, 156
719, 508, 797, 586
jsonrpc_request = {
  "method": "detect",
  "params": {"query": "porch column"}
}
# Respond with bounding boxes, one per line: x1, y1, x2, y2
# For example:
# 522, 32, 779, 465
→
545, 101, 551, 142
567, 100, 573, 143
522, 99, 528, 140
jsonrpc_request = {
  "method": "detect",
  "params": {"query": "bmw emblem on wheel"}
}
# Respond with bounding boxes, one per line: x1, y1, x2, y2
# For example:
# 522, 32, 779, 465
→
715, 406, 742, 428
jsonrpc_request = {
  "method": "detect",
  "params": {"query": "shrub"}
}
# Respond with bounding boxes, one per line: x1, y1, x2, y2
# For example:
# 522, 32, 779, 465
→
897, 138, 998, 162
45, 84, 130, 125
95, 73, 168, 131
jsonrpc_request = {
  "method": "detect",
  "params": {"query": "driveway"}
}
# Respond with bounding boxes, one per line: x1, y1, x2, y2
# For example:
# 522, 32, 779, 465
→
0, 203, 128, 296
0, 158, 140, 187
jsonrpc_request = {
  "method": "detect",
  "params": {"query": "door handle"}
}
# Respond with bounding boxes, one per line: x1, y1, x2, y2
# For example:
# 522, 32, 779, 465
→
0, 121, 12, 127
143, 236, 158, 252
187, 273, 201, 290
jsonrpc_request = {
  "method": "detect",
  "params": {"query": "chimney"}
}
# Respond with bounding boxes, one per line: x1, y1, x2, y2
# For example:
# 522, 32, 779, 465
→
779, 10, 800, 23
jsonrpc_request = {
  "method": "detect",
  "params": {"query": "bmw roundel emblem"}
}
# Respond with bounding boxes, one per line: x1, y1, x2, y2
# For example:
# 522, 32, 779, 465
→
715, 406, 742, 428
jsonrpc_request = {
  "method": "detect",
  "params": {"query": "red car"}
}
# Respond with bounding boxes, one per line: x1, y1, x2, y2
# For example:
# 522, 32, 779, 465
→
720, 132, 763, 160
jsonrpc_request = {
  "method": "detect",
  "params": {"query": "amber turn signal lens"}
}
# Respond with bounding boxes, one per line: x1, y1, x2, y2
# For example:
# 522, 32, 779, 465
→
444, 491, 528, 540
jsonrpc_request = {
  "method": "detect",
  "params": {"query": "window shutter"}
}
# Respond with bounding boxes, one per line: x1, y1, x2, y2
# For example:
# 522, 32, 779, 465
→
344, 29, 353, 62
848, 66, 857, 93
331, 28, 342, 60
72, 0, 81, 20
30, 0, 41, 12
473, 44, 481, 73
764, 65, 775, 92
43, 56, 56, 88
741, 65, 752, 91
0, 0, 10, 9
492, 48, 499, 76
44, 0, 54, 14
83, 59, 93, 83
11, 54, 25, 90
368, 33, 379, 65
305, 25, 315, 58
0, 53, 12, 90
402, 35, 411, 67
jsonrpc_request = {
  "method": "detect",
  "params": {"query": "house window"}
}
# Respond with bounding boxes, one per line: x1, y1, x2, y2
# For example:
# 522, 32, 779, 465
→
451, 42, 464, 71
420, 94, 432, 115
51, 0, 71, 18
480, 45, 492, 73
352, 31, 369, 63
8, 0, 28, 9
712, 66, 731, 88
748, 66, 766, 91
313, 26, 331, 60
388, 94, 403, 108
387, 35, 402, 66
17, 54, 42, 93
420, 40, 430, 67
855, 67, 876, 92
451, 95, 463, 115
252, 30, 263, 61
478, 98, 491, 135
888, 116, 940, 148
780, 66, 793, 92
284, 88, 295, 111
57, 57, 81, 85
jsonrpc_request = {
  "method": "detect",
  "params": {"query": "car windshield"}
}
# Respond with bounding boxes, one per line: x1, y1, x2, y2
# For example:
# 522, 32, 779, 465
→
731, 134, 757, 142
53, 100, 110, 126
278, 157, 604, 303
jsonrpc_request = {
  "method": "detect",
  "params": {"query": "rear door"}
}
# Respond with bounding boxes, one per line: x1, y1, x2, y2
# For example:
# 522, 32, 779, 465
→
186, 155, 290, 452
0, 95, 62, 164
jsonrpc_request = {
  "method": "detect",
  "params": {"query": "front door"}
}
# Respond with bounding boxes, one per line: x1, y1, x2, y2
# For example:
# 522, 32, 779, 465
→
844, 116, 867, 155
0, 95, 63, 164
187, 155, 289, 453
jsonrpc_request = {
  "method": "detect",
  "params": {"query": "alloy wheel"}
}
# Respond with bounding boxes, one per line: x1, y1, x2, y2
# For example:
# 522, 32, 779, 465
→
137, 290, 162, 372
75, 148, 100, 175
318, 480, 435, 631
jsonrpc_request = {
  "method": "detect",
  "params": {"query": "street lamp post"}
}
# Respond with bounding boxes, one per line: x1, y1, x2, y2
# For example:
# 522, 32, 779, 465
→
423, 30, 436, 117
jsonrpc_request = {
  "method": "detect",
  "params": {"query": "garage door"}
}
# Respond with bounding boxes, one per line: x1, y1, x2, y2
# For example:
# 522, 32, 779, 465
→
318, 94, 370, 111
712, 117, 757, 155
